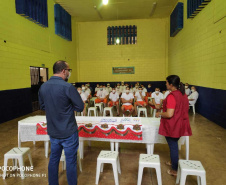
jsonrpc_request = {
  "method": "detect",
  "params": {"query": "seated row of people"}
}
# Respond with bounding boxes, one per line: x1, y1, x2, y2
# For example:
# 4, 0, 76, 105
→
77, 82, 199, 116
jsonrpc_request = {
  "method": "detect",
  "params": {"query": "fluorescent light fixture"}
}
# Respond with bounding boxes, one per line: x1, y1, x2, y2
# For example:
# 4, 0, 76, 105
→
103, 0, 108, 5
94, 6, 103, 19
150, 2, 157, 17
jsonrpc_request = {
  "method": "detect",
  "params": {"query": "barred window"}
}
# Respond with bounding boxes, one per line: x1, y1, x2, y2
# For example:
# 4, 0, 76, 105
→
54, 4, 72, 41
107, 25, 137, 45
15, 0, 48, 27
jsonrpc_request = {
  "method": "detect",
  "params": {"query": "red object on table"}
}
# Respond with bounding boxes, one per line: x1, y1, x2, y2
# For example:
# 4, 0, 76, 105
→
36, 122, 47, 135
78, 124, 142, 140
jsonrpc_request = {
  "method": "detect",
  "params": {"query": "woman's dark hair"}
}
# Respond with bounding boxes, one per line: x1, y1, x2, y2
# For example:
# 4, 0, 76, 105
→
53, 60, 67, 74
166, 75, 185, 95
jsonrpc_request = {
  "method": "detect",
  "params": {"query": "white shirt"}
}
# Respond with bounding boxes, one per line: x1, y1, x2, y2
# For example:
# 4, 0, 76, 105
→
151, 92, 163, 104
163, 90, 170, 99
85, 88, 91, 94
106, 87, 112, 93
121, 93, 134, 105
97, 90, 108, 98
95, 87, 99, 92
133, 88, 139, 94
185, 88, 191, 96
116, 87, 121, 94
135, 91, 145, 101
142, 88, 147, 94
109, 92, 119, 102
84, 90, 90, 99
188, 91, 199, 105
80, 93, 87, 102
120, 86, 126, 92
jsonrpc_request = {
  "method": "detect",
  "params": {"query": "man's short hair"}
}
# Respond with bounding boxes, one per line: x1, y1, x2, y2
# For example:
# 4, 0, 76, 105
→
53, 60, 67, 74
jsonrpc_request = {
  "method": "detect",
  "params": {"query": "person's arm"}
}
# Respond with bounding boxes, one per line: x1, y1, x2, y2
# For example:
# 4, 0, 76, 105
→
152, 98, 156, 106
38, 89, 45, 110
156, 109, 175, 118
129, 98, 133, 103
141, 92, 145, 100
159, 99, 163, 107
135, 95, 137, 102
121, 98, 127, 103
69, 86, 84, 112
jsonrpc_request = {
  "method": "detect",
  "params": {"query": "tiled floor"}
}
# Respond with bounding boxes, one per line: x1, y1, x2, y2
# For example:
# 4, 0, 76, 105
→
0, 109, 225, 185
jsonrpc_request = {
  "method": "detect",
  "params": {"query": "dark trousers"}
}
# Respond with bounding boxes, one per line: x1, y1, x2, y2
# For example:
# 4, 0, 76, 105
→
165, 136, 180, 171
49, 132, 79, 185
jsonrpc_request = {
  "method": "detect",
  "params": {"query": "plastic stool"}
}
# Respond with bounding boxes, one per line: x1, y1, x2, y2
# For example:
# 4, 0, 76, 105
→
3, 147, 33, 179
60, 149, 82, 172
138, 107, 147, 117
96, 151, 121, 185
88, 107, 98, 117
95, 103, 104, 114
176, 160, 206, 185
137, 154, 162, 185
103, 107, 113, 117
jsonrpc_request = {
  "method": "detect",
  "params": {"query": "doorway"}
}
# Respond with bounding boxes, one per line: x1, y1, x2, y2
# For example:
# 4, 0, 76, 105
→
30, 67, 49, 112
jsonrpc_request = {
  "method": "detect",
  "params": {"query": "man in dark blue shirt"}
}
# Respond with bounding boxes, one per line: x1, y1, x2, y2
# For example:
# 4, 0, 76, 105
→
39, 60, 84, 185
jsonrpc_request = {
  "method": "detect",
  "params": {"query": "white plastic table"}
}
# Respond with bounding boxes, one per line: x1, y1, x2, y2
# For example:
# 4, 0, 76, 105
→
18, 116, 189, 159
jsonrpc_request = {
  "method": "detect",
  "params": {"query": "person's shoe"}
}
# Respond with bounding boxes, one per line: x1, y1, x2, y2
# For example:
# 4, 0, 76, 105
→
167, 169, 177, 177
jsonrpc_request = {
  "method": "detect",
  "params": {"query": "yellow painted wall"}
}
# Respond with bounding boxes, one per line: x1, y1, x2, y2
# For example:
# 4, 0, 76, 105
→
76, 19, 168, 82
168, 0, 226, 90
0, 0, 77, 91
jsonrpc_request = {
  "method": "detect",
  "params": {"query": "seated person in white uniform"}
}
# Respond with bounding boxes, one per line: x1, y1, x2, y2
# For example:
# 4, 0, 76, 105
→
141, 84, 147, 96
94, 84, 100, 96
116, 83, 122, 95
95, 85, 109, 107
185, 83, 191, 96
85, 84, 92, 105
133, 85, 139, 94
77, 87, 87, 116
163, 90, 171, 100
134, 86, 147, 116
121, 87, 134, 117
120, 81, 126, 93
188, 86, 199, 105
149, 88, 164, 110
106, 83, 112, 93
108, 87, 120, 116
121, 84, 133, 94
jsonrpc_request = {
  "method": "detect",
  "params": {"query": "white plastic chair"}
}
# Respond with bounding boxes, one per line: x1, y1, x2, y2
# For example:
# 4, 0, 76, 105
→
189, 104, 196, 114
88, 107, 98, 116
103, 107, 113, 117
137, 154, 162, 185
176, 160, 206, 185
3, 147, 33, 179
138, 107, 147, 117
95, 103, 104, 114
96, 151, 121, 185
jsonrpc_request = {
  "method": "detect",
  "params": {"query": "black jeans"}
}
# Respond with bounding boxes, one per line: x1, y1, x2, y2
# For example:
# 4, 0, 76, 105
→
165, 136, 180, 171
